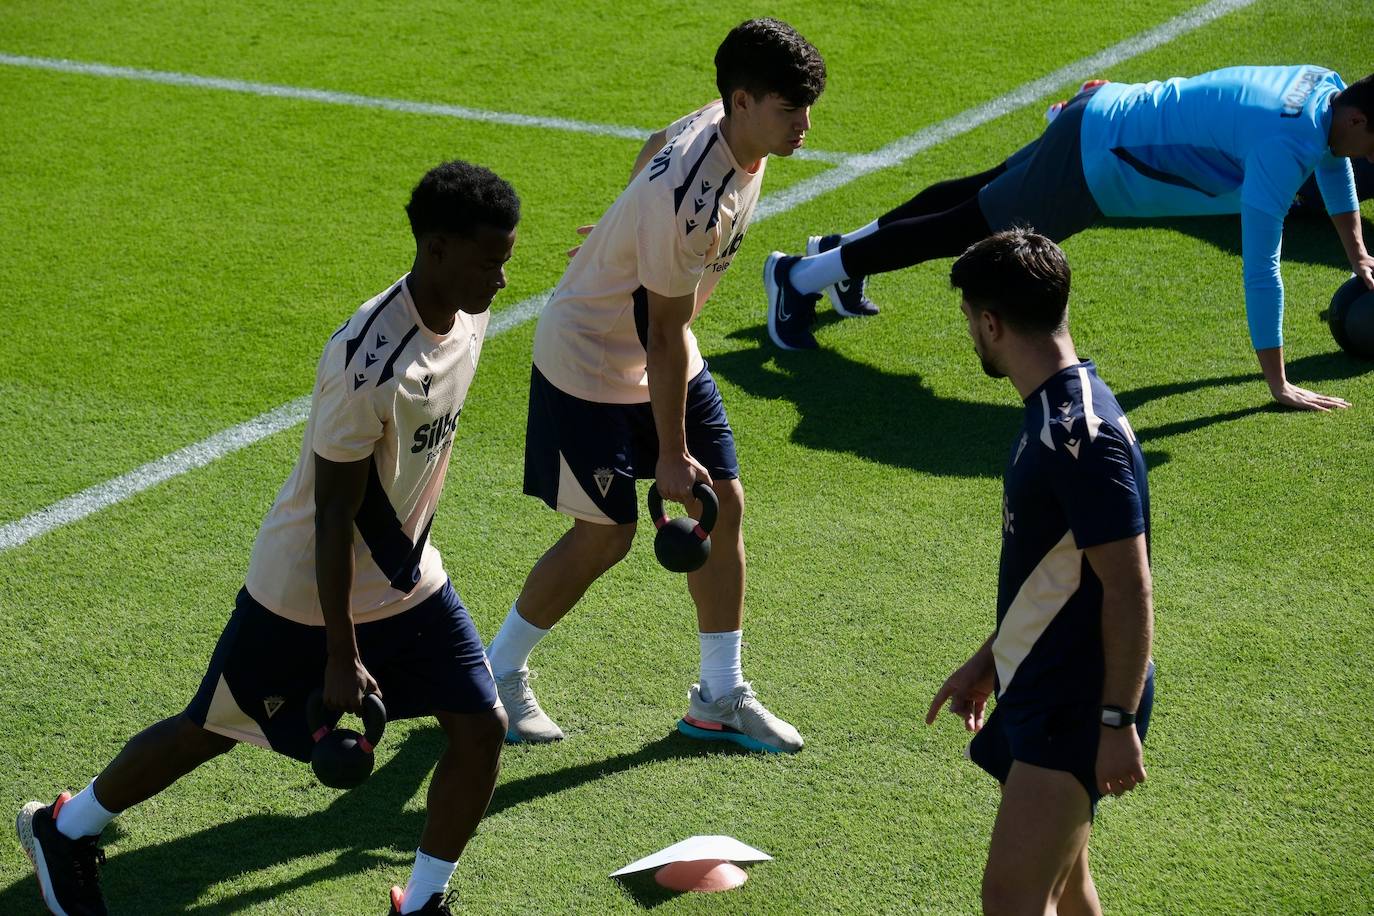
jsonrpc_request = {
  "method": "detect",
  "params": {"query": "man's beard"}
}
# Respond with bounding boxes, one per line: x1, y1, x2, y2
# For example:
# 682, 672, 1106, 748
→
975, 345, 1005, 379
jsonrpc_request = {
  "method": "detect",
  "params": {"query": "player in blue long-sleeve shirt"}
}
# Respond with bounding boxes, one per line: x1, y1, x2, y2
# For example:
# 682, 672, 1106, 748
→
765, 66, 1374, 412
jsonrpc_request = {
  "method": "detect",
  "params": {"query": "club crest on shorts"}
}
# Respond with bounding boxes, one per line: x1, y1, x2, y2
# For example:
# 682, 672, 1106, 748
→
592, 467, 615, 498
263, 696, 286, 719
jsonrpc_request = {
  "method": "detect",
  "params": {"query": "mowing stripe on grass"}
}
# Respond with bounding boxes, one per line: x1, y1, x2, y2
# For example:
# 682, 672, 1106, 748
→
0, 52, 851, 165
0, 0, 1257, 552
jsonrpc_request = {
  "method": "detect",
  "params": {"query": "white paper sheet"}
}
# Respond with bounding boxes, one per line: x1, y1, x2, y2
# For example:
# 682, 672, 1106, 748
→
611, 835, 772, 877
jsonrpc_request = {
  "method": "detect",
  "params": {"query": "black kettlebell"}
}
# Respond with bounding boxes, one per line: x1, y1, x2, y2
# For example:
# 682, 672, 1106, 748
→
647, 481, 718, 573
306, 688, 387, 790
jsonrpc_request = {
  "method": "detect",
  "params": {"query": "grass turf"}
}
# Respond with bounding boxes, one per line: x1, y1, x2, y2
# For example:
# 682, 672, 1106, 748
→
2, 0, 1373, 912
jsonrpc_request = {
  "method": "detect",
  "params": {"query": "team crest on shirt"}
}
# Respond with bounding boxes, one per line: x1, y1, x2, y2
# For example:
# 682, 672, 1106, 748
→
1055, 401, 1082, 459
263, 696, 285, 719
593, 467, 615, 498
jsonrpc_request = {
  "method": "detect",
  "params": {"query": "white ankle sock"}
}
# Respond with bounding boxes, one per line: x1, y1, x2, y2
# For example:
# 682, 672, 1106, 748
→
55, 779, 116, 840
401, 849, 457, 913
788, 247, 849, 295
486, 603, 550, 677
699, 631, 744, 702
839, 219, 880, 245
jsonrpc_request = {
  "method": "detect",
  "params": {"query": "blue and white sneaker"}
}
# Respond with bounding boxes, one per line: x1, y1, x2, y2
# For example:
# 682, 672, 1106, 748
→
678, 683, 803, 754
764, 252, 821, 350
806, 234, 879, 317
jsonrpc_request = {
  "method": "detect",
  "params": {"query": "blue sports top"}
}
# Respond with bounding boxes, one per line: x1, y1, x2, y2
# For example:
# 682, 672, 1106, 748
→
1080, 66, 1359, 350
992, 361, 1149, 709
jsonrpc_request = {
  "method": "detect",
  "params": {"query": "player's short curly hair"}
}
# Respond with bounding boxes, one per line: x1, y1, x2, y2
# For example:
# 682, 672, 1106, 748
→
950, 228, 1071, 334
1335, 72, 1374, 123
406, 160, 520, 240
715, 18, 826, 116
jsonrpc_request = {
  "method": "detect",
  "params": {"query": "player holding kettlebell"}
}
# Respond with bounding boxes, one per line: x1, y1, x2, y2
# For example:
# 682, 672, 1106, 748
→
484, 19, 824, 754
16, 161, 518, 916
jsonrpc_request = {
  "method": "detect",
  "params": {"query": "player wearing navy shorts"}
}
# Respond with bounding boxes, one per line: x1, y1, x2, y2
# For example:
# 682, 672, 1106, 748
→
766, 67, 1374, 412
926, 230, 1154, 915
483, 19, 825, 753
16, 161, 519, 916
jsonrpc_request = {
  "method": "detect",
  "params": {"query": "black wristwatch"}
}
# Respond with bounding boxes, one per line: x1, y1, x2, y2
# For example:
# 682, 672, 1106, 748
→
1100, 705, 1137, 728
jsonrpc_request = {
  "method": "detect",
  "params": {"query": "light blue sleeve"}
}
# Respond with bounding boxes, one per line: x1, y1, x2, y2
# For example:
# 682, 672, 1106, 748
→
1314, 156, 1359, 215
1240, 205, 1285, 350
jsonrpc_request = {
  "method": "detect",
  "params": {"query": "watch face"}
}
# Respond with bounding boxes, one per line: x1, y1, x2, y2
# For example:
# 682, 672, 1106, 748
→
1101, 707, 1124, 727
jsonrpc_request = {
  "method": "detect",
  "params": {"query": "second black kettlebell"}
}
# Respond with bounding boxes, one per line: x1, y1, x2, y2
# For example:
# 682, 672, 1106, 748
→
306, 688, 387, 790
647, 481, 718, 573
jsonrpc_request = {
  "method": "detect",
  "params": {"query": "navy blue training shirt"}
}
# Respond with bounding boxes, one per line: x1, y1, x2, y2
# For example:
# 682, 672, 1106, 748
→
992, 361, 1150, 708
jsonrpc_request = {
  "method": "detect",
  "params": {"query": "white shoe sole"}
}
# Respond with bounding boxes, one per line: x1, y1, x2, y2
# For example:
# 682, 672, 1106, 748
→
17, 801, 69, 916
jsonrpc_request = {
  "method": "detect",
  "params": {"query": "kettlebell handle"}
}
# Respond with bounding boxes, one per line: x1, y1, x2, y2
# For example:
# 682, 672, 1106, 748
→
646, 481, 718, 538
306, 688, 388, 751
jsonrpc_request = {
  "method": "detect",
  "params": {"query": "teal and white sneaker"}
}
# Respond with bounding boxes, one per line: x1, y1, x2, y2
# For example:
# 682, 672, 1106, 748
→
494, 668, 564, 744
677, 683, 803, 754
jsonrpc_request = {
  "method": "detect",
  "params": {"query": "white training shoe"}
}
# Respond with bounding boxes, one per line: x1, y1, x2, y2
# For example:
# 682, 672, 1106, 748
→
494, 668, 564, 743
677, 682, 803, 754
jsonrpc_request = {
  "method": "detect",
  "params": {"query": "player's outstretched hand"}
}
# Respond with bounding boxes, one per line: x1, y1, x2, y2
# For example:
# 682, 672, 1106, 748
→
323, 651, 382, 714
925, 648, 995, 732
1270, 382, 1350, 411
566, 225, 595, 258
1096, 726, 1146, 797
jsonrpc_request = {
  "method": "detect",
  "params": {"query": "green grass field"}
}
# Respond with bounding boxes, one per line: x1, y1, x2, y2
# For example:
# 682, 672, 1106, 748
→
3, 1, 1373, 912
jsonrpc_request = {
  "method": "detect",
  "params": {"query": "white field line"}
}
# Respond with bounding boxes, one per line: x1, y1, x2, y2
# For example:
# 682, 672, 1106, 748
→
0, 53, 851, 165
0, 0, 1255, 552
757, 0, 1258, 218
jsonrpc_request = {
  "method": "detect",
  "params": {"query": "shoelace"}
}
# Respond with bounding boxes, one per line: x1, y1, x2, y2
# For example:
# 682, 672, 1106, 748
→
71, 838, 106, 890
503, 672, 542, 713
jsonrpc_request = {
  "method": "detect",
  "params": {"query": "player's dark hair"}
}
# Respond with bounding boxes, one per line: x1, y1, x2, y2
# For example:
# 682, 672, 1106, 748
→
1334, 72, 1374, 123
949, 228, 1071, 334
406, 160, 520, 240
715, 18, 826, 116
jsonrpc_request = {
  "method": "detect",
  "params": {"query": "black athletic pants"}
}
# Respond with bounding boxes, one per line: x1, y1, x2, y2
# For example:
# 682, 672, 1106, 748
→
839, 164, 1002, 278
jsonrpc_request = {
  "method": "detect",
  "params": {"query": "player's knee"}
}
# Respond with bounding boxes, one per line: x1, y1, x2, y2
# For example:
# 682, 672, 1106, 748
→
981, 871, 1038, 916
572, 519, 636, 566
438, 708, 506, 762
170, 713, 236, 761
712, 479, 744, 526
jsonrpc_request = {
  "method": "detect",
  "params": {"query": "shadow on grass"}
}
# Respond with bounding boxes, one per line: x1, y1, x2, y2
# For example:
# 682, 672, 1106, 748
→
0, 728, 739, 914
1101, 211, 1372, 274
711, 328, 1373, 481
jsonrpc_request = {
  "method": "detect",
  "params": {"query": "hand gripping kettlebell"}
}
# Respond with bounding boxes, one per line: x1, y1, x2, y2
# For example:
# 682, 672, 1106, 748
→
306, 688, 387, 790
646, 481, 718, 573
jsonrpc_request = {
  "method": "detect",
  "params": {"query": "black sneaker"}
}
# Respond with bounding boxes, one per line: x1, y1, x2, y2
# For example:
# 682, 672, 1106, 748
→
16, 792, 108, 915
764, 252, 821, 350
806, 234, 879, 317
387, 885, 456, 915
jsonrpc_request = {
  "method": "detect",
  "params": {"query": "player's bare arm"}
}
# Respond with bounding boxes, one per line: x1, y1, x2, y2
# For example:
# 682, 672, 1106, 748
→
1085, 532, 1152, 798
1256, 346, 1351, 411
315, 453, 382, 713
925, 633, 996, 731
631, 128, 669, 183
645, 287, 710, 503
568, 128, 673, 259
